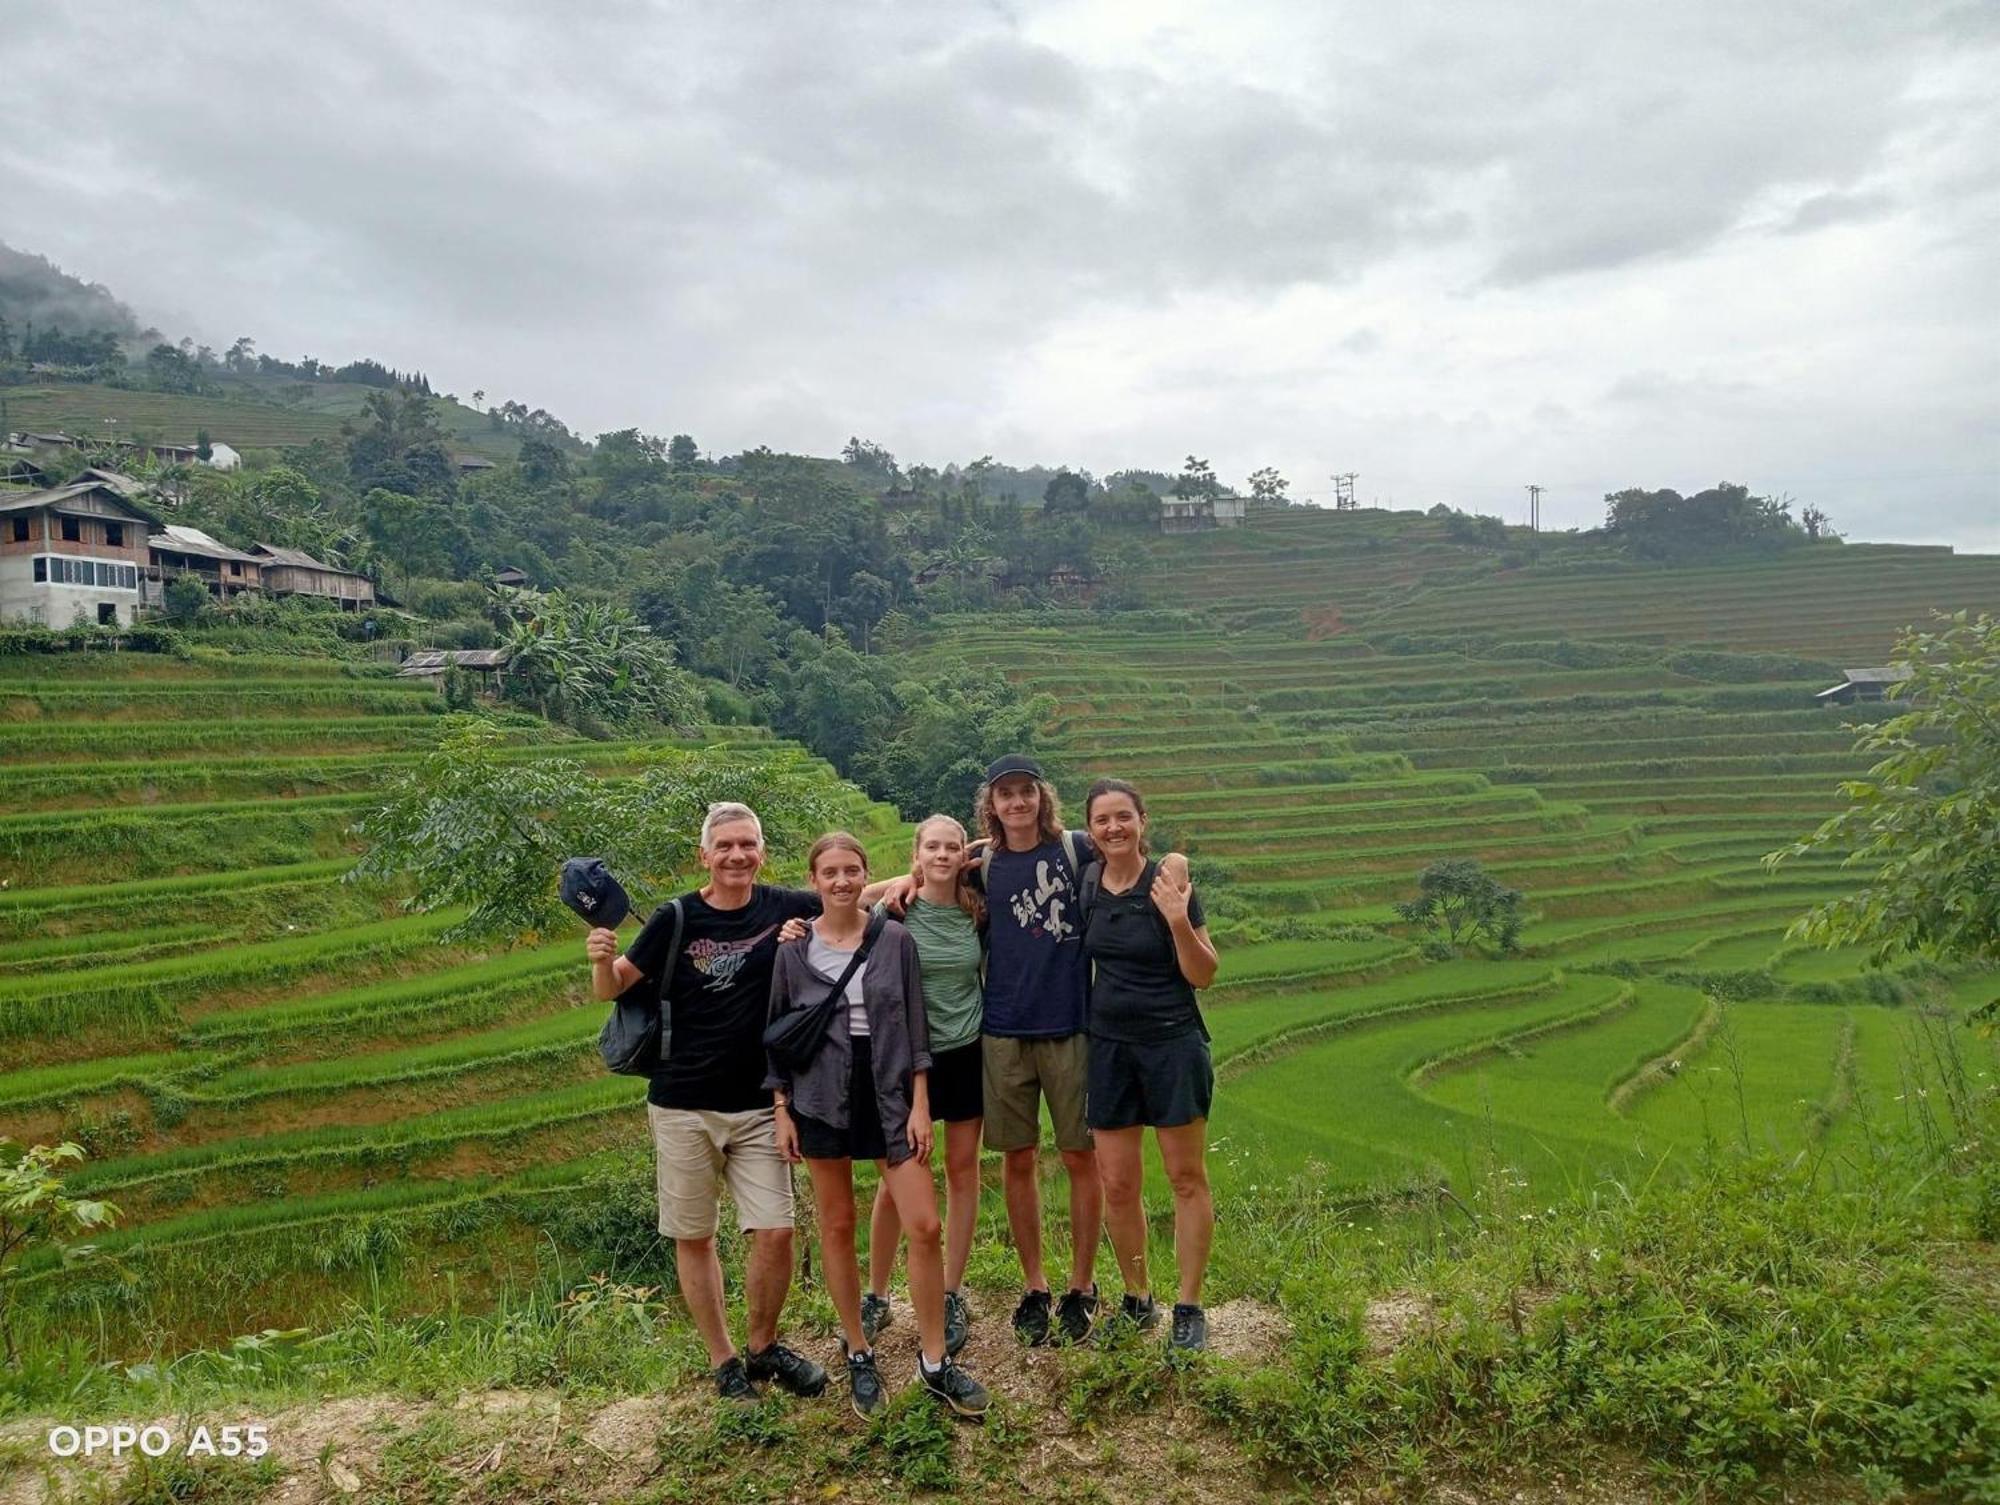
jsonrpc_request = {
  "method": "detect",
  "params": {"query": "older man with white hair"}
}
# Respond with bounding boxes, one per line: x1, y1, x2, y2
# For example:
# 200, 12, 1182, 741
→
586, 802, 836, 1404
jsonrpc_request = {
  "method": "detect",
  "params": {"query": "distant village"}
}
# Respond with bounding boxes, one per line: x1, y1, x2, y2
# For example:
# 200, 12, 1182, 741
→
0, 429, 374, 628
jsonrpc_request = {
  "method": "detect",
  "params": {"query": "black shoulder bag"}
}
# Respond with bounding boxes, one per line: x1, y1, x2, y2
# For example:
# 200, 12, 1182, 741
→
762, 911, 886, 1076
599, 899, 683, 1077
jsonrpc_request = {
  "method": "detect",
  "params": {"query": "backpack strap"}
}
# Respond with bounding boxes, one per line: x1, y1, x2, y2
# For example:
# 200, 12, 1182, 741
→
1079, 860, 1104, 927
978, 844, 994, 891
1061, 829, 1080, 877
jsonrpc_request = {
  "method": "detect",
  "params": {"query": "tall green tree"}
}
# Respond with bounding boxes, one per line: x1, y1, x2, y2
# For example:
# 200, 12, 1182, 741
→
1768, 611, 2000, 1026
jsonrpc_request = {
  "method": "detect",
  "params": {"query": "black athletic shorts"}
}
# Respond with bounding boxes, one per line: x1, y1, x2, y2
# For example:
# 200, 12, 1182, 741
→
796, 1036, 891, 1162
926, 1039, 984, 1124
1086, 1030, 1213, 1131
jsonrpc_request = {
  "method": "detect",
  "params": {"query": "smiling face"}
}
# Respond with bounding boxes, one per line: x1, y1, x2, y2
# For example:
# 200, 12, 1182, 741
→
699, 819, 765, 895
991, 774, 1043, 847
914, 819, 965, 887
1086, 788, 1146, 860
810, 843, 869, 912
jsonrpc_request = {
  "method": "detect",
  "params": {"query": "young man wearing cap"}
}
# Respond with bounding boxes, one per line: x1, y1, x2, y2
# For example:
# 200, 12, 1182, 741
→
881, 756, 1187, 1346
588, 802, 898, 1406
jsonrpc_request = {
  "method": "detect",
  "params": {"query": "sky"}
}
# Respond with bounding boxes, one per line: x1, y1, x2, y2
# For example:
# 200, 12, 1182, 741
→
4, 0, 1996, 546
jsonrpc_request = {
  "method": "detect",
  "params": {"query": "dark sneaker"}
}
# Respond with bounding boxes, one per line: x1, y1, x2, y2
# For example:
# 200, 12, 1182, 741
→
1118, 1292, 1161, 1332
846, 1349, 886, 1419
1169, 1303, 1208, 1352
943, 1289, 971, 1357
1012, 1288, 1053, 1346
918, 1356, 990, 1417
746, 1341, 828, 1397
714, 1354, 762, 1408
861, 1291, 894, 1344
1055, 1283, 1099, 1344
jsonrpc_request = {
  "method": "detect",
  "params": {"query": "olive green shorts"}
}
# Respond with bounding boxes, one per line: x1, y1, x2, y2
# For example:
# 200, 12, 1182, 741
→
980, 1033, 1092, 1154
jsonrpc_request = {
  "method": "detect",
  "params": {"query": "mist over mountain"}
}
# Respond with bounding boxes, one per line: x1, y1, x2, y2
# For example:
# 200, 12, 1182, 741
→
0, 241, 149, 343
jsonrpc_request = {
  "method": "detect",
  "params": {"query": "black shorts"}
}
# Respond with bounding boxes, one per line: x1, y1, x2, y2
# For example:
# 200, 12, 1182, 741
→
1086, 1031, 1213, 1131
926, 1039, 984, 1124
796, 1036, 891, 1162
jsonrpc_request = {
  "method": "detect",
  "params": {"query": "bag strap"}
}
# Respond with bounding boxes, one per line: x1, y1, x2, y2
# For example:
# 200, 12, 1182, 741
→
659, 899, 685, 995
1080, 860, 1104, 926
1061, 829, 1080, 875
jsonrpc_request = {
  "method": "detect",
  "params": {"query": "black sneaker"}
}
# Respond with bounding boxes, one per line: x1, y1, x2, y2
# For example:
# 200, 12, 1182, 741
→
846, 1349, 886, 1419
861, 1291, 893, 1344
746, 1341, 828, 1397
1118, 1292, 1161, 1332
943, 1289, 971, 1357
1012, 1288, 1053, 1346
714, 1354, 762, 1408
1055, 1283, 1099, 1344
918, 1356, 990, 1417
1169, 1303, 1208, 1352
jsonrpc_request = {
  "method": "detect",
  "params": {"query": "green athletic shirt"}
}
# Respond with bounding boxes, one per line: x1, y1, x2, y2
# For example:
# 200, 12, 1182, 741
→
898, 896, 984, 1052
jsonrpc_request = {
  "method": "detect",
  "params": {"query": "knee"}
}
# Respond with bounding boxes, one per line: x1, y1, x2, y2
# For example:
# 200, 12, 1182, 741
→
1003, 1147, 1038, 1183
1165, 1161, 1209, 1202
903, 1208, 943, 1248
1060, 1149, 1100, 1183
752, 1225, 794, 1258
818, 1202, 857, 1244
676, 1234, 718, 1260
1100, 1163, 1142, 1205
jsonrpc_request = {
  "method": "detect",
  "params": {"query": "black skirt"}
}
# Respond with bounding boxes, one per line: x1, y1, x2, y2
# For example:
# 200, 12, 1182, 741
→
796, 1035, 892, 1162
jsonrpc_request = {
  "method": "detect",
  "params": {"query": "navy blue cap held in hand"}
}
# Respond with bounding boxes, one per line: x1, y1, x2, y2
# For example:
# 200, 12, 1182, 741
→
560, 856, 630, 930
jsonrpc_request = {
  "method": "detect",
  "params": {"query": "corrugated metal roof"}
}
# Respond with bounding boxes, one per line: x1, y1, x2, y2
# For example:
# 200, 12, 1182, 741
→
1841, 666, 1914, 684
152, 524, 262, 564
398, 648, 510, 675
249, 543, 339, 571
0, 480, 164, 524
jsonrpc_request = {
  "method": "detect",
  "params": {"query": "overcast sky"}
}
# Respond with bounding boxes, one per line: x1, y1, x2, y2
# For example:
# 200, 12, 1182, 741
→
6, 1, 1996, 546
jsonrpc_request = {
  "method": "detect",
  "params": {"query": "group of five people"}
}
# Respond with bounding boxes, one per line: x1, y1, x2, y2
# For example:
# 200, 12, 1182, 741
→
584, 754, 1218, 1418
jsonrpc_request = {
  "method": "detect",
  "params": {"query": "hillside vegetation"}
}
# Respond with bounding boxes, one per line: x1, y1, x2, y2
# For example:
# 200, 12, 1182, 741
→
1, 508, 1997, 1502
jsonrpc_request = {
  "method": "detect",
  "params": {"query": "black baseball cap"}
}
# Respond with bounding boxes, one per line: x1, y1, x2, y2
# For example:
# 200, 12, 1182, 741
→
559, 856, 630, 929
984, 754, 1043, 783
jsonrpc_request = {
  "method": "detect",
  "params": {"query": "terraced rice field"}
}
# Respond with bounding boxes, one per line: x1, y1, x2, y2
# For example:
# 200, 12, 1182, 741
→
934, 507, 2000, 1196
0, 649, 895, 1342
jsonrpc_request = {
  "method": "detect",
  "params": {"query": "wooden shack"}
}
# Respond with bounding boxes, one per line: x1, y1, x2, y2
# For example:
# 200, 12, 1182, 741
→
247, 543, 376, 610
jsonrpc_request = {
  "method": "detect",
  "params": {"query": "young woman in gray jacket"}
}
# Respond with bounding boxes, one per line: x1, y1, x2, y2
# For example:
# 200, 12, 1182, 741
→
767, 832, 990, 1421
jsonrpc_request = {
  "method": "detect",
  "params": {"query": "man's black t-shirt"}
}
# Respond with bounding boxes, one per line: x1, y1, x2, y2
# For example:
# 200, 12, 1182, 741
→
1082, 860, 1207, 1044
625, 885, 821, 1112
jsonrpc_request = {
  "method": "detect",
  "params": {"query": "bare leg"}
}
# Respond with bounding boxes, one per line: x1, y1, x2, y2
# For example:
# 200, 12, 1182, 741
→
674, 1236, 735, 1368
743, 1226, 794, 1352
881, 1156, 947, 1364
1002, 1145, 1046, 1291
1093, 1126, 1149, 1298
1156, 1120, 1213, 1305
941, 1117, 983, 1292
1060, 1146, 1103, 1291
805, 1157, 866, 1352
867, 1178, 902, 1298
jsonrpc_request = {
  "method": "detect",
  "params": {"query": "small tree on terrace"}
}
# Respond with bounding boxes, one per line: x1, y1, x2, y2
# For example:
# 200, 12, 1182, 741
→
0, 1140, 119, 1365
350, 717, 847, 940
1766, 610, 2000, 1029
1396, 858, 1524, 956
1247, 467, 1289, 505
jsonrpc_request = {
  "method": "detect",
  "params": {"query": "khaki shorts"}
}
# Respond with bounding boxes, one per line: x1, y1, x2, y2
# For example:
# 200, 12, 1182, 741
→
646, 1103, 795, 1239
981, 1034, 1092, 1154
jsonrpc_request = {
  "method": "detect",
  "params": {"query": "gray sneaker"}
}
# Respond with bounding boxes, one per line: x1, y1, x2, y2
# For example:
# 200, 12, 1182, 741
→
1118, 1292, 1161, 1332
943, 1289, 971, 1357
847, 1348, 886, 1419
1169, 1303, 1208, 1353
919, 1356, 990, 1417
861, 1291, 894, 1344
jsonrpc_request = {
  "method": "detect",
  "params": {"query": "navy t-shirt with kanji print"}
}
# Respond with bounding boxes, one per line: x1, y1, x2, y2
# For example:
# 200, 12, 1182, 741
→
626, 884, 821, 1112
978, 832, 1097, 1039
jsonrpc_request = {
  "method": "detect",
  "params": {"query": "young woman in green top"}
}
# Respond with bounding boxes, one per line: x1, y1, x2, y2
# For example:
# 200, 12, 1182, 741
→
862, 814, 987, 1356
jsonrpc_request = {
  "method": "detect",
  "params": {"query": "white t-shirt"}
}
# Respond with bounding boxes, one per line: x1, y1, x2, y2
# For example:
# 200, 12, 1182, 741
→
807, 931, 870, 1037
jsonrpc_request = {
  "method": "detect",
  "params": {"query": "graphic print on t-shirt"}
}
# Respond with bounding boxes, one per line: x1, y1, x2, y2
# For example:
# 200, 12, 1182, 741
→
1008, 859, 1076, 941
684, 927, 778, 991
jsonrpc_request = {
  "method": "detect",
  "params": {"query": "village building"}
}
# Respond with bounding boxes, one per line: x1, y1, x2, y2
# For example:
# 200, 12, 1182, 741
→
1159, 492, 1246, 533
396, 647, 510, 683
1815, 666, 1915, 706
492, 565, 530, 588
147, 525, 264, 601
246, 544, 377, 610
0, 473, 162, 626
453, 453, 497, 476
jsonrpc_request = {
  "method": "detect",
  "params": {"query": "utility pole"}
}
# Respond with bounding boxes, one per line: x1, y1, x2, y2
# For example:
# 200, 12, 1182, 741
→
1525, 483, 1543, 534
1332, 473, 1357, 511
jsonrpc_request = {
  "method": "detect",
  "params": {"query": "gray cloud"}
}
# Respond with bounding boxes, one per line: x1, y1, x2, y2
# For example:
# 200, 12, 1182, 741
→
1, 0, 1994, 547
